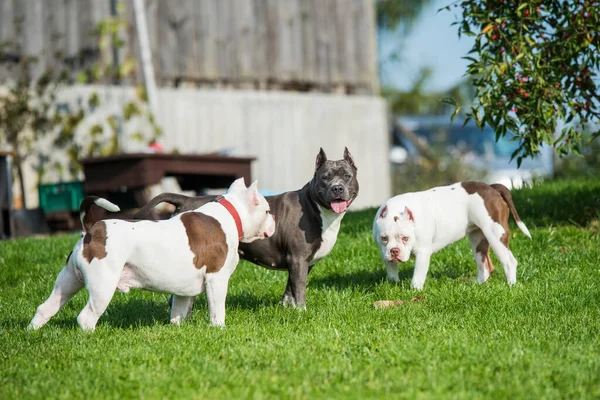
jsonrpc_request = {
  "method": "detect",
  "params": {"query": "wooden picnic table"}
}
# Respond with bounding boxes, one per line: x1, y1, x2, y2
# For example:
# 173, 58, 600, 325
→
81, 152, 255, 209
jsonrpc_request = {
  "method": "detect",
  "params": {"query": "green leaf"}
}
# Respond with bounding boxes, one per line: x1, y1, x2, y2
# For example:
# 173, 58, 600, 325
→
129, 132, 145, 142
89, 124, 103, 137
510, 147, 521, 162
88, 93, 100, 109
123, 102, 141, 121
76, 72, 89, 84
107, 115, 118, 133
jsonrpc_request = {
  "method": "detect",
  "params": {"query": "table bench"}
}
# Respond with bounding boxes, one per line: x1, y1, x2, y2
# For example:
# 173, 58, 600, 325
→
81, 152, 255, 210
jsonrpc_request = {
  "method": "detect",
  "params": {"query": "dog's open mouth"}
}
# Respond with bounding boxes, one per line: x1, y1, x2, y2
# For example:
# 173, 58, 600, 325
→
331, 199, 352, 214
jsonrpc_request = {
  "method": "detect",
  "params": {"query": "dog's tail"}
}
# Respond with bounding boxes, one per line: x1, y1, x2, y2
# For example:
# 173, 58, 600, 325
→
491, 183, 531, 239
131, 193, 191, 219
79, 196, 120, 233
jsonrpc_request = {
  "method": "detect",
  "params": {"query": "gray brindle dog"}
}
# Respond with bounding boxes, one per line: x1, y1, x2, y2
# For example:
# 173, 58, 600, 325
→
133, 147, 359, 308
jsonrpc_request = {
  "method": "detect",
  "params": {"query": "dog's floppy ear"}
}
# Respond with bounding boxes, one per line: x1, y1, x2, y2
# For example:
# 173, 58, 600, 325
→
246, 180, 260, 205
229, 177, 246, 191
403, 206, 415, 222
343, 147, 356, 170
378, 205, 388, 219
315, 148, 327, 172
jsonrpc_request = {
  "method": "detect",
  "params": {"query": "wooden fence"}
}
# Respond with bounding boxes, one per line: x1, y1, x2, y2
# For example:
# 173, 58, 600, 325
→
0, 0, 379, 94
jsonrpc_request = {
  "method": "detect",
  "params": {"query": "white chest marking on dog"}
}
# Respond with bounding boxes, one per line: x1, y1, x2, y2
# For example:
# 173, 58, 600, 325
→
312, 205, 345, 264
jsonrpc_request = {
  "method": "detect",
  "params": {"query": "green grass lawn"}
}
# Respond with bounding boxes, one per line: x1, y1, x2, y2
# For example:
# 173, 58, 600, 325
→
1, 179, 600, 399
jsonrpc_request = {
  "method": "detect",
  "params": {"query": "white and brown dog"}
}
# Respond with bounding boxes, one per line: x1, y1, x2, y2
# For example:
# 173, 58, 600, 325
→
373, 182, 531, 290
29, 178, 275, 330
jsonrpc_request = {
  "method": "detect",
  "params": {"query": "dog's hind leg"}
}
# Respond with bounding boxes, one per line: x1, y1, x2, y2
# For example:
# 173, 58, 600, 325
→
480, 224, 517, 286
28, 264, 84, 330
170, 296, 194, 325
280, 276, 296, 307
76, 261, 121, 331
468, 229, 495, 284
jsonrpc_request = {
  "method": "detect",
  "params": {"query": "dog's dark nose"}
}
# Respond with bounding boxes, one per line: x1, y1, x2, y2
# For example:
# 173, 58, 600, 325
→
331, 185, 344, 196
390, 247, 400, 257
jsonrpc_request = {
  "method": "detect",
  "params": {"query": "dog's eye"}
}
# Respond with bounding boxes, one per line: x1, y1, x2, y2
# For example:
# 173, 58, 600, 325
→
345, 174, 351, 179
381, 235, 388, 243
322, 174, 330, 180
401, 236, 409, 243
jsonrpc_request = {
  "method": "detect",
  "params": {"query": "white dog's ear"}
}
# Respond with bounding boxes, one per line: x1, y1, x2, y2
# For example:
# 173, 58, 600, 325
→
403, 206, 415, 222
246, 180, 260, 205
378, 205, 388, 219
228, 177, 246, 191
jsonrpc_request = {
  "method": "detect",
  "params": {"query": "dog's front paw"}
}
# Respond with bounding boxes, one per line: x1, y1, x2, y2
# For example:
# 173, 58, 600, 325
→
280, 294, 296, 308
27, 322, 41, 331
411, 280, 425, 291
387, 275, 400, 283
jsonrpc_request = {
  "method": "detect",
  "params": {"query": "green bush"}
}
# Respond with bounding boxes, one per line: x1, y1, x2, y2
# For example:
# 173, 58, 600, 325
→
511, 178, 600, 228
554, 138, 600, 180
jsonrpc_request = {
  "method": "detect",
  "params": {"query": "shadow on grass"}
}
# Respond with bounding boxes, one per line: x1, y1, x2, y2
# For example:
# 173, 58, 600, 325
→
226, 291, 279, 310
98, 298, 171, 329
8, 292, 280, 331
428, 265, 471, 281
0, 316, 81, 331
309, 267, 413, 291
99, 292, 277, 328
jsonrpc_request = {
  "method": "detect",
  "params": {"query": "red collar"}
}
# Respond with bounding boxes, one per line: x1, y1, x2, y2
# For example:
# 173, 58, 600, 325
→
215, 195, 243, 240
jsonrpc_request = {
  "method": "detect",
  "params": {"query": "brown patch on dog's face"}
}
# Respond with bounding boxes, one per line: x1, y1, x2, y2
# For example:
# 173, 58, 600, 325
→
180, 212, 228, 273
82, 221, 108, 263
461, 181, 510, 247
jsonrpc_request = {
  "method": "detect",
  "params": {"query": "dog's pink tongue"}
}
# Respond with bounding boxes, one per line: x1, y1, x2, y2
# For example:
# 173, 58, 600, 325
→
331, 200, 348, 214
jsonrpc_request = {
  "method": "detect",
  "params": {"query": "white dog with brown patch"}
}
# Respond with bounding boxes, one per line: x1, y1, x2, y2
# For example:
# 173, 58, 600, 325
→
29, 178, 275, 331
373, 182, 531, 290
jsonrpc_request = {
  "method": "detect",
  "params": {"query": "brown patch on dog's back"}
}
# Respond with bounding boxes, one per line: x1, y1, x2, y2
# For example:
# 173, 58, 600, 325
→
180, 212, 228, 273
82, 221, 108, 263
461, 181, 510, 246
